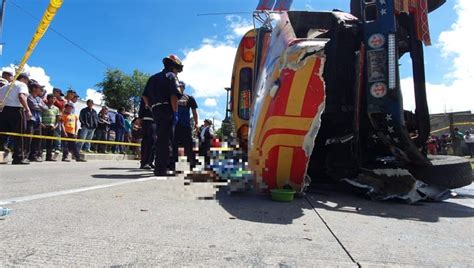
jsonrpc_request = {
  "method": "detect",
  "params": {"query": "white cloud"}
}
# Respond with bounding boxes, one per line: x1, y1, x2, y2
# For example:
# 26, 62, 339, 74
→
439, 0, 474, 81
199, 109, 224, 129
401, 0, 474, 113
85, 88, 104, 105
214, 120, 222, 130
204, 98, 218, 107
226, 15, 253, 38
1, 63, 105, 105
305, 0, 314, 11
180, 15, 253, 99
1, 64, 54, 93
180, 43, 236, 98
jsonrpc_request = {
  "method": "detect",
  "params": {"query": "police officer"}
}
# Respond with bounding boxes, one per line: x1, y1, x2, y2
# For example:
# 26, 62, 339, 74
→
138, 98, 156, 170
171, 81, 198, 171
142, 55, 183, 176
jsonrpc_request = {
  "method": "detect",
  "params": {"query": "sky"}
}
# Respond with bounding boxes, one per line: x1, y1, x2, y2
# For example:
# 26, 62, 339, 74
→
1, 0, 472, 128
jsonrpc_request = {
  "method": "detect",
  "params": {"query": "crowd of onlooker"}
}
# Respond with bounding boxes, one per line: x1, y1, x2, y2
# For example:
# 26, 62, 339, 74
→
0, 70, 141, 164
426, 128, 474, 158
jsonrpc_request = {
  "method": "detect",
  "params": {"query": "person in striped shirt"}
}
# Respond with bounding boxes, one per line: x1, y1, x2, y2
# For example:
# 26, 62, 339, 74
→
41, 94, 60, 161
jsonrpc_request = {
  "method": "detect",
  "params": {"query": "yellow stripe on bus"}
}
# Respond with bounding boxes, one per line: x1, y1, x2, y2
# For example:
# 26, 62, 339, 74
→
276, 146, 293, 188
285, 58, 316, 116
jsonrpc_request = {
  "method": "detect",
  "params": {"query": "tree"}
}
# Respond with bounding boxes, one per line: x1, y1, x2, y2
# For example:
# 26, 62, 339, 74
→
96, 69, 132, 111
214, 127, 224, 140
96, 69, 150, 113
220, 118, 235, 138
129, 70, 150, 115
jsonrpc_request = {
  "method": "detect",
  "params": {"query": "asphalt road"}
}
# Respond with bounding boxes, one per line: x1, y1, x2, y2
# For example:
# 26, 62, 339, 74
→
0, 160, 473, 267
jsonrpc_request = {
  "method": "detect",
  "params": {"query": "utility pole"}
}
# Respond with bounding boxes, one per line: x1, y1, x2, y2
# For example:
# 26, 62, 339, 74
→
0, 0, 6, 55
222, 87, 235, 138
224, 87, 231, 122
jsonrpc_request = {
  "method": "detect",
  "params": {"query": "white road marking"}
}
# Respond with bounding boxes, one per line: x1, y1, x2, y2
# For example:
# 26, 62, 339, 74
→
0, 176, 168, 206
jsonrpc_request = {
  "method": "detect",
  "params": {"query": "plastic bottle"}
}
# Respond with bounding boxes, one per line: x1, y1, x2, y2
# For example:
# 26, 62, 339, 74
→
0, 207, 12, 217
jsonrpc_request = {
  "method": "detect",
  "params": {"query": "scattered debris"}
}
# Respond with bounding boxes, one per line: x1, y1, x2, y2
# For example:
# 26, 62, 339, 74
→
0, 207, 12, 217
342, 169, 452, 203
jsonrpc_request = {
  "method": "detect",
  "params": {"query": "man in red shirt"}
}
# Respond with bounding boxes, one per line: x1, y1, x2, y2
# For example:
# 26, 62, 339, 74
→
52, 88, 65, 112
52, 88, 65, 153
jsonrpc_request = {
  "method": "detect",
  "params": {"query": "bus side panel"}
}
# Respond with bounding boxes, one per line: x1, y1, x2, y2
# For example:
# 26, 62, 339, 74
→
250, 39, 328, 192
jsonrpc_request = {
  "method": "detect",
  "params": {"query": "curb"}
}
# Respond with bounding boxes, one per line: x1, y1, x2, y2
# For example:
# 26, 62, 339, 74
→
0, 151, 138, 163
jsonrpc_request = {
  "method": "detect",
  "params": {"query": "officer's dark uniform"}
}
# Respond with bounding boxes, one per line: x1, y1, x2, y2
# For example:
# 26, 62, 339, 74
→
142, 69, 181, 175
138, 98, 156, 169
171, 93, 198, 170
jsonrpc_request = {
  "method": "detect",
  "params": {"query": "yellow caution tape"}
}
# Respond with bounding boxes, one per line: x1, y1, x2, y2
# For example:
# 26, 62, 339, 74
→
0, 0, 64, 107
0, 132, 240, 151
210, 147, 236, 152
0, 132, 141, 147
431, 122, 474, 134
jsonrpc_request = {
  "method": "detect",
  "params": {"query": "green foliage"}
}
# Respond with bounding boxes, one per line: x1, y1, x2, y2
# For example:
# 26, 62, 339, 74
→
215, 127, 224, 140
214, 119, 235, 140
96, 68, 150, 113
129, 70, 150, 114
220, 118, 235, 138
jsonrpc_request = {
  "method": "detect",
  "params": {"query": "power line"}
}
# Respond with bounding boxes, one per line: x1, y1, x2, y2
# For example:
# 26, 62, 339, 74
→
197, 11, 253, 16
10, 0, 114, 69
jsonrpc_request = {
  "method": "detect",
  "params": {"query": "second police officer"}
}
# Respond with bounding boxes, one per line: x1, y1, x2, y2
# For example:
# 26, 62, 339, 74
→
142, 55, 183, 176
138, 97, 156, 170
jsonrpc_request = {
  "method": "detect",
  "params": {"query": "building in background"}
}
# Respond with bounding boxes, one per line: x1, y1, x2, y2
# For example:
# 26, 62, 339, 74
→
430, 111, 474, 136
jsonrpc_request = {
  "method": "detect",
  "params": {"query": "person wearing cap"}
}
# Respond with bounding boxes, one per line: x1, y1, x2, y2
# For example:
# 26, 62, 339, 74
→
25, 81, 46, 162
171, 81, 198, 171
199, 119, 214, 167
1, 71, 13, 83
52, 88, 66, 112
137, 98, 156, 170
64, 89, 78, 113
41, 94, 60, 161
0, 73, 33, 165
65, 89, 76, 101
52, 88, 66, 153
0, 74, 14, 159
142, 54, 183, 176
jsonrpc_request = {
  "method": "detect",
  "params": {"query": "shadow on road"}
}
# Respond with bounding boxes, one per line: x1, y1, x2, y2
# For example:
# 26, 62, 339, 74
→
215, 188, 313, 225
99, 167, 144, 172
305, 187, 474, 223
92, 171, 155, 180
215, 184, 473, 224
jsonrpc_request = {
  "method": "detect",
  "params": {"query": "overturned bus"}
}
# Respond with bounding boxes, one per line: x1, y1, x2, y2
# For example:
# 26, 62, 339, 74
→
228, 0, 472, 202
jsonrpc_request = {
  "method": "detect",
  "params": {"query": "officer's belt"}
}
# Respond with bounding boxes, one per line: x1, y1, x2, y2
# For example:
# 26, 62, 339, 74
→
151, 102, 169, 108
143, 117, 153, 121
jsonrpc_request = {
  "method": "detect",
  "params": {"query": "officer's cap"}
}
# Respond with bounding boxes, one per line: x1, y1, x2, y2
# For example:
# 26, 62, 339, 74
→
163, 54, 184, 72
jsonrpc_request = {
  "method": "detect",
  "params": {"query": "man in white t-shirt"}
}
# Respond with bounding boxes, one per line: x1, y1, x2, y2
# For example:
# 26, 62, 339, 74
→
0, 73, 33, 165
464, 131, 474, 158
